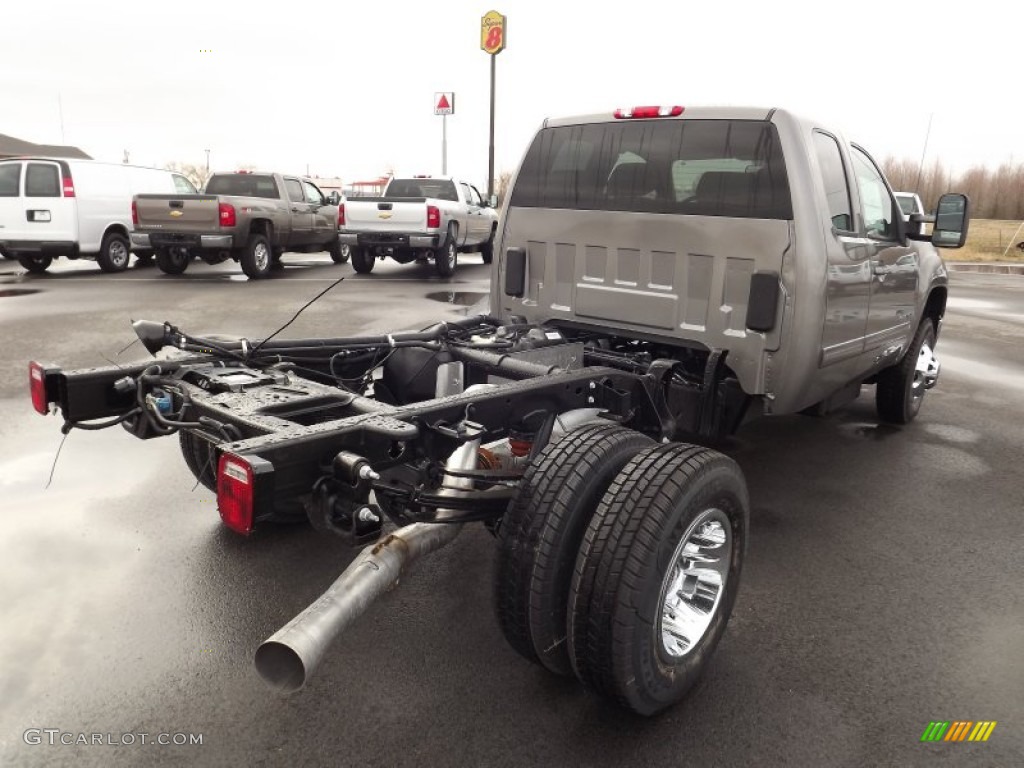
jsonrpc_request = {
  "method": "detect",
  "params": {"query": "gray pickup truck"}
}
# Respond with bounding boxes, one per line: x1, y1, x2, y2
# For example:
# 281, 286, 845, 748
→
131, 171, 347, 278
29, 105, 969, 716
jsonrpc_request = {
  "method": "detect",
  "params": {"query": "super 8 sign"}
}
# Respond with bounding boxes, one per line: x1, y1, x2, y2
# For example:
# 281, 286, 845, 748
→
481, 11, 506, 55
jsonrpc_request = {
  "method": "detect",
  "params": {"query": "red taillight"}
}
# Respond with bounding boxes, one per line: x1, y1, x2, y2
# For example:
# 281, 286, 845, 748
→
29, 361, 49, 415
427, 205, 441, 229
131, 200, 138, 226
338, 203, 345, 227
62, 172, 75, 197
219, 203, 236, 227
217, 453, 254, 535
613, 106, 684, 119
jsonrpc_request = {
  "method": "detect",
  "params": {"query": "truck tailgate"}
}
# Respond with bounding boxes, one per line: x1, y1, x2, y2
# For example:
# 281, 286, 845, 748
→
345, 197, 427, 233
135, 194, 221, 232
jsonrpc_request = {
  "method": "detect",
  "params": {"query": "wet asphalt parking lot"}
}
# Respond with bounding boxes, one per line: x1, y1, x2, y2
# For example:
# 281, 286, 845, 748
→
0, 256, 1021, 767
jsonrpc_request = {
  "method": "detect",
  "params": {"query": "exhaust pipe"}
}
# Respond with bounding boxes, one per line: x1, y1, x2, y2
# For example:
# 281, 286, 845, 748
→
254, 437, 481, 692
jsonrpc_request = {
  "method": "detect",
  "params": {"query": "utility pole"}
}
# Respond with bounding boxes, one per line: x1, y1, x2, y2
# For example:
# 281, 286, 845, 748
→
205, 149, 210, 173
480, 11, 506, 202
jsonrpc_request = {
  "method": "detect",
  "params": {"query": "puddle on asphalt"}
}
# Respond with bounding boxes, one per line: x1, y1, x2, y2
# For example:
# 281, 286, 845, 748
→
0, 288, 40, 298
425, 291, 488, 306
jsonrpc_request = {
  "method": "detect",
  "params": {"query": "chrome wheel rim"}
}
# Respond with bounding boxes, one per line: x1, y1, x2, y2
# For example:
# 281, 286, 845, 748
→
657, 508, 732, 659
110, 240, 128, 267
340, 243, 351, 261
912, 341, 939, 403
446, 243, 456, 267
254, 241, 270, 271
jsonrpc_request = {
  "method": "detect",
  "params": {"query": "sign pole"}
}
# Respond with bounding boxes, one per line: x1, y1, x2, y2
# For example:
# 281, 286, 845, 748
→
434, 92, 454, 174
488, 55, 496, 200
480, 11, 506, 203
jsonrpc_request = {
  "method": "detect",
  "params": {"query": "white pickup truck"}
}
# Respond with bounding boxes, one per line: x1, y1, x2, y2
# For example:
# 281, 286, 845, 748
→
339, 176, 498, 276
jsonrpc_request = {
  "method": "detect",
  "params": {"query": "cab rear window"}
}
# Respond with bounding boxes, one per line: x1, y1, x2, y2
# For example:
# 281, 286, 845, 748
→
205, 174, 280, 199
509, 119, 792, 219
0, 163, 19, 197
26, 163, 60, 197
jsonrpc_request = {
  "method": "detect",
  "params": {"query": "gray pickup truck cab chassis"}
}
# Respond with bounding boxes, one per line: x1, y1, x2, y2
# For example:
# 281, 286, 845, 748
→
29, 106, 969, 716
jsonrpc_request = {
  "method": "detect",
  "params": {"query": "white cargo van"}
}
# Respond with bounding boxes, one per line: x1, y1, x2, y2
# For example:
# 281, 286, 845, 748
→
0, 158, 197, 273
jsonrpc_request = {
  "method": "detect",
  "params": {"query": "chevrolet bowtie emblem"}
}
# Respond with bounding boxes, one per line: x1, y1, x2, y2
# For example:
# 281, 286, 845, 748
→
169, 210, 183, 217
378, 212, 392, 219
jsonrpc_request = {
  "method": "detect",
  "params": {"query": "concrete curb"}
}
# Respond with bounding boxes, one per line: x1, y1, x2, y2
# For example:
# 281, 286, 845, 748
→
947, 262, 1024, 275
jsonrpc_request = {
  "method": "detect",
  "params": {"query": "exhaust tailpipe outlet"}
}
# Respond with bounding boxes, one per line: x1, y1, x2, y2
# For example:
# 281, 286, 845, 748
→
254, 438, 480, 692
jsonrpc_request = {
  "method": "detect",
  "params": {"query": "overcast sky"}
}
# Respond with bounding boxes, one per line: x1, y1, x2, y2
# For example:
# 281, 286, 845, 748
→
1, 0, 1015, 188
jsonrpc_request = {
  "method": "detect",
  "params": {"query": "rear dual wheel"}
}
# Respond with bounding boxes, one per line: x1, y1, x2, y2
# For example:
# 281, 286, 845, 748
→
18, 254, 52, 273
495, 423, 655, 675
156, 246, 190, 275
351, 247, 375, 274
495, 427, 749, 716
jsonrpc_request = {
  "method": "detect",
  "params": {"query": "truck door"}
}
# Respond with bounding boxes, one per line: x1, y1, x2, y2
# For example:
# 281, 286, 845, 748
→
815, 132, 871, 368
303, 181, 335, 247
848, 146, 918, 356
284, 177, 312, 246
460, 182, 487, 244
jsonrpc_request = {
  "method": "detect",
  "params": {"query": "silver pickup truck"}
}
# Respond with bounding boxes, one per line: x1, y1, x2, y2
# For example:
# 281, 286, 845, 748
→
340, 176, 498, 276
28, 105, 970, 717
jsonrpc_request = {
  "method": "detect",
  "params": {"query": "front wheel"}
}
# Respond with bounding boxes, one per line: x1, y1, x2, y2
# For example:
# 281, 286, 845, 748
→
97, 232, 131, 272
875, 319, 938, 424
569, 443, 749, 716
17, 254, 52, 273
241, 234, 273, 279
155, 247, 190, 275
351, 247, 374, 274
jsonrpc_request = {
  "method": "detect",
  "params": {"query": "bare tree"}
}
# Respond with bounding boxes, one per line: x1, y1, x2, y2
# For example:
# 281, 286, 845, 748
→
165, 161, 211, 191
495, 170, 513, 205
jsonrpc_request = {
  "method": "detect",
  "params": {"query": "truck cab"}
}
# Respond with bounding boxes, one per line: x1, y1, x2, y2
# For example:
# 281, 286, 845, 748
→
493, 106, 969, 423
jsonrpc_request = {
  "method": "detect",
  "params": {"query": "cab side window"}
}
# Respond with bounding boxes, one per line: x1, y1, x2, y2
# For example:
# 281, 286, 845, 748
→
0, 163, 20, 196
813, 132, 852, 232
460, 182, 476, 206
303, 181, 324, 205
284, 178, 304, 202
850, 146, 896, 240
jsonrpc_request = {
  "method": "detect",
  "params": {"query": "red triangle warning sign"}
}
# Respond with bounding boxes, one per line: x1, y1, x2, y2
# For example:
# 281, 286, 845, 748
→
437, 94, 450, 110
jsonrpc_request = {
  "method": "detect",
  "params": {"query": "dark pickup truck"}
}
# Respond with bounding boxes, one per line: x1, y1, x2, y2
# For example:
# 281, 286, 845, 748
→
130, 171, 348, 278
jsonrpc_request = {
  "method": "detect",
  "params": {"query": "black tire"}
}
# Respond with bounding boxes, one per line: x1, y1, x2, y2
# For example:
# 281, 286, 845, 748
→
18, 254, 52, 273
435, 229, 458, 278
241, 234, 273, 279
328, 239, 350, 264
480, 227, 495, 264
875, 319, 938, 424
351, 247, 374, 274
495, 423, 655, 676
180, 430, 216, 492
97, 231, 131, 272
569, 444, 749, 716
155, 247, 190, 275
